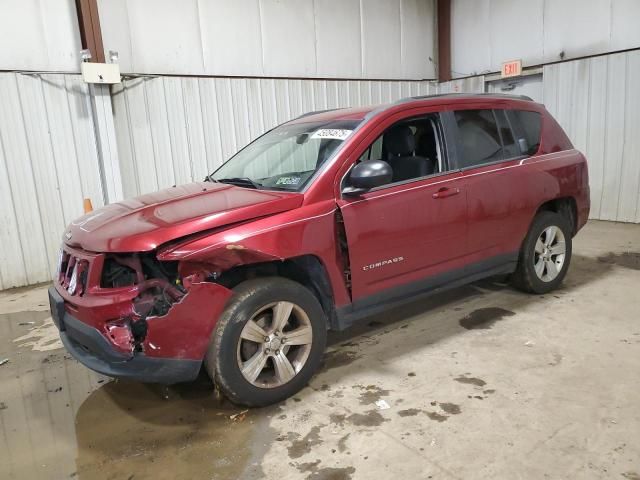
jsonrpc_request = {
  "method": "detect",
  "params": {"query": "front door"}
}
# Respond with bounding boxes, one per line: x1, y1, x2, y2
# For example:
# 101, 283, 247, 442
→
336, 113, 468, 306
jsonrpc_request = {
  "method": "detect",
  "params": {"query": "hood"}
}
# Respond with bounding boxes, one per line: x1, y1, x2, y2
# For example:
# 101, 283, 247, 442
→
65, 182, 303, 252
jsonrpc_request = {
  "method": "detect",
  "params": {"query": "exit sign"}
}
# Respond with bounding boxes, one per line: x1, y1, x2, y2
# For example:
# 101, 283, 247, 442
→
501, 59, 522, 78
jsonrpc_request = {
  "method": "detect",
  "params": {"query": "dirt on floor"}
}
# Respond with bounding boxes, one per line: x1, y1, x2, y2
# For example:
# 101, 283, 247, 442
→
1, 220, 639, 480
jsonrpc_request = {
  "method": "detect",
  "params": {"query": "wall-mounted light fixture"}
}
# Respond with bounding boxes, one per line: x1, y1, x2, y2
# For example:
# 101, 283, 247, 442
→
80, 49, 92, 62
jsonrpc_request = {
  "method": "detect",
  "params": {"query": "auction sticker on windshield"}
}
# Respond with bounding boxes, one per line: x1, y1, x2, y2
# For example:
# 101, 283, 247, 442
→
311, 129, 352, 140
275, 176, 302, 186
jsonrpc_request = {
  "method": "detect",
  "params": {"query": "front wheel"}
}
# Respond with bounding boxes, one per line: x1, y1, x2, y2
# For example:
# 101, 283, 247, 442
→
204, 277, 327, 407
511, 211, 573, 294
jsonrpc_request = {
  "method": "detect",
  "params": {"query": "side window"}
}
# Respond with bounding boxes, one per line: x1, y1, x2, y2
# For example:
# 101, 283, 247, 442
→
358, 136, 383, 162
355, 115, 444, 186
454, 109, 503, 168
494, 110, 519, 159
507, 110, 542, 155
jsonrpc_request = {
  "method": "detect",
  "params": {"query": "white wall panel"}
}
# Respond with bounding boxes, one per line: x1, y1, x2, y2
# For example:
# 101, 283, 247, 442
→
0, 73, 104, 289
112, 76, 438, 198
97, 0, 436, 79
126, 0, 205, 75
451, 0, 491, 76
261, 0, 317, 77
543, 50, 640, 223
315, 0, 362, 78
199, 0, 264, 76
489, 0, 544, 70
611, 0, 640, 51
543, 0, 611, 62
451, 0, 640, 79
96, 0, 134, 73
361, 0, 402, 78
401, 0, 437, 79
0, 0, 81, 71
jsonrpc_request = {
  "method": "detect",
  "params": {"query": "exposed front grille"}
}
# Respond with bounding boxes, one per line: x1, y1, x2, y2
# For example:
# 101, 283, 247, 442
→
57, 248, 90, 296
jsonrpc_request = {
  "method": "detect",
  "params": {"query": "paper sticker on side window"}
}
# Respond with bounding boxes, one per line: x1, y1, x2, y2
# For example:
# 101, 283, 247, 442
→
310, 129, 352, 141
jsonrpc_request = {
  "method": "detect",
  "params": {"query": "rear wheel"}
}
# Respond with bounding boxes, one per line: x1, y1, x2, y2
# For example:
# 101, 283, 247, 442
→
205, 277, 327, 407
511, 211, 572, 294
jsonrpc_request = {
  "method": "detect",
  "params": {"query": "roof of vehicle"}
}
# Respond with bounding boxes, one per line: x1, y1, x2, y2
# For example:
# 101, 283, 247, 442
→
290, 93, 539, 124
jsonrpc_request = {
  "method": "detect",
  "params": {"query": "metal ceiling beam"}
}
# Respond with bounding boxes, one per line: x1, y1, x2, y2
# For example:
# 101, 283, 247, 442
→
437, 0, 452, 82
75, 0, 105, 63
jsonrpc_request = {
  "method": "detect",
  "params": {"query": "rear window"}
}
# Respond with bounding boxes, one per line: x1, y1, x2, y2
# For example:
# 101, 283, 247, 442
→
507, 110, 542, 156
454, 109, 503, 168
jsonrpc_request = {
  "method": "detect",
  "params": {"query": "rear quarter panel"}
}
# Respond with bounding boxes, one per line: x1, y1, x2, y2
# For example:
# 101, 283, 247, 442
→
499, 149, 590, 254
443, 100, 589, 262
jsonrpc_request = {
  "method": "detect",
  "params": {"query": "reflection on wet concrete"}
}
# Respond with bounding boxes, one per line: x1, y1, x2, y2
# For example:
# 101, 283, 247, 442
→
2, 221, 640, 479
0, 305, 276, 480
1, 308, 85, 480
74, 377, 275, 480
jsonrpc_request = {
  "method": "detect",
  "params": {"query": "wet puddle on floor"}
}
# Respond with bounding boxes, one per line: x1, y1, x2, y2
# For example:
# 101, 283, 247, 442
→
74, 378, 275, 480
12, 313, 62, 351
0, 309, 277, 480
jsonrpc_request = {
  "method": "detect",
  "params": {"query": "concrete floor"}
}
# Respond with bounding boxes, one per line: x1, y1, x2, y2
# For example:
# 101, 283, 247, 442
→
1, 220, 639, 480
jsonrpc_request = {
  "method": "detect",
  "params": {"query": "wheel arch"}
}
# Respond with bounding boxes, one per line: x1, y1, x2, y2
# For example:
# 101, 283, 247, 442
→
534, 196, 578, 236
214, 254, 338, 330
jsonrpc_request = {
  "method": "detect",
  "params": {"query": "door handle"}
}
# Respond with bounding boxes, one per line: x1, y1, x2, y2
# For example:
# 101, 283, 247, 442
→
432, 187, 460, 199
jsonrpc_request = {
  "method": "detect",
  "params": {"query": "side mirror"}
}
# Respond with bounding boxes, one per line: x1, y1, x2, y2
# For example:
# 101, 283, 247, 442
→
343, 160, 393, 196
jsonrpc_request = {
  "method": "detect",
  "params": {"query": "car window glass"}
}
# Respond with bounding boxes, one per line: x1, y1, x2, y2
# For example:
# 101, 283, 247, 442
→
358, 136, 383, 162
507, 110, 542, 155
353, 116, 443, 187
212, 119, 359, 191
494, 109, 519, 159
454, 109, 503, 168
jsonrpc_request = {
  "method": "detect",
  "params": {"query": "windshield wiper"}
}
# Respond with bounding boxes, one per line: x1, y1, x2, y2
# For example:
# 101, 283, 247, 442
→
217, 177, 262, 189
204, 173, 217, 183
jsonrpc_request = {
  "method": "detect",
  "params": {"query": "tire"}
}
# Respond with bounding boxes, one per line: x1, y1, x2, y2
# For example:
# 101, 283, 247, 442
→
511, 211, 573, 294
204, 277, 327, 407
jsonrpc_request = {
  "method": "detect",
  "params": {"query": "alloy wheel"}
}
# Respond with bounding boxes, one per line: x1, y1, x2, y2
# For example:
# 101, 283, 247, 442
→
533, 225, 566, 282
236, 301, 313, 388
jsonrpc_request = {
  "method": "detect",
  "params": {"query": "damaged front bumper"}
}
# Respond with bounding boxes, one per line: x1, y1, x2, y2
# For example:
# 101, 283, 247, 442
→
49, 279, 233, 384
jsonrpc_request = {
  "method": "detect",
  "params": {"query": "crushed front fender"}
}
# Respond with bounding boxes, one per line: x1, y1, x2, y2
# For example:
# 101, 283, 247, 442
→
142, 282, 233, 360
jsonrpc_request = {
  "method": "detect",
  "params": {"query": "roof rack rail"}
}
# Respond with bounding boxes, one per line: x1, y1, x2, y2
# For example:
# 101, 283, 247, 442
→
294, 108, 343, 120
394, 92, 534, 105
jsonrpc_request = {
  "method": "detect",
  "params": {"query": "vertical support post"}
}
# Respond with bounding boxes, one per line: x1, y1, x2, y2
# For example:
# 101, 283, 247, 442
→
75, 0, 106, 63
76, 0, 123, 203
89, 84, 123, 203
437, 0, 452, 83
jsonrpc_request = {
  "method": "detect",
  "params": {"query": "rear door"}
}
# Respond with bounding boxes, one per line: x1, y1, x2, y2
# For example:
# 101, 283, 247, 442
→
336, 110, 468, 305
449, 107, 542, 264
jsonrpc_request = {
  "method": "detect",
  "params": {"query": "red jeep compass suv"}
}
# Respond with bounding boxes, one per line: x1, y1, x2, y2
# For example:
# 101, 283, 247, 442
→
49, 94, 590, 406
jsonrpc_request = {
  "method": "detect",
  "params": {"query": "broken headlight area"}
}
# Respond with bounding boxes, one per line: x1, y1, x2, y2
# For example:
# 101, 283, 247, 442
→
101, 254, 180, 339
100, 253, 219, 352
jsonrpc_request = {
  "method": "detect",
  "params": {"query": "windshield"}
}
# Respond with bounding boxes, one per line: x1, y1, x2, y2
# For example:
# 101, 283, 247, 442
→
211, 119, 360, 191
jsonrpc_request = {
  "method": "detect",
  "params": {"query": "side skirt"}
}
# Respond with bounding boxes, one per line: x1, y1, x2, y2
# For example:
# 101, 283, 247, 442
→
334, 252, 518, 331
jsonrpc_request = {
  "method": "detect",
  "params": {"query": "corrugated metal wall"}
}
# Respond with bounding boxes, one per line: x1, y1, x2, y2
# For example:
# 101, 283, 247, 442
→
4, 51, 639, 291
0, 73, 104, 290
543, 50, 640, 223
437, 75, 486, 94
111, 77, 440, 198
